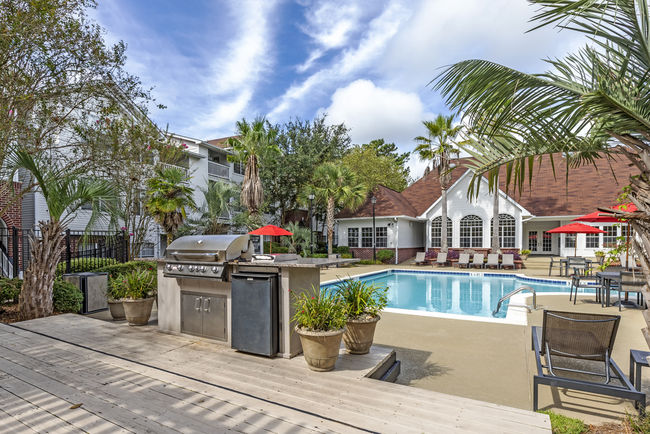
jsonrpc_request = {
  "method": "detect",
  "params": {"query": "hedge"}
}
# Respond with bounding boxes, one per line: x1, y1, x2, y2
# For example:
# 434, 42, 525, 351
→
55, 258, 118, 277
376, 250, 395, 263
93, 261, 157, 279
0, 278, 83, 313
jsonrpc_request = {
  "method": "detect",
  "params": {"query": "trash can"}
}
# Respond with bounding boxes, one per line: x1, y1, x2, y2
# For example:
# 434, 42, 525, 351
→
62, 272, 109, 314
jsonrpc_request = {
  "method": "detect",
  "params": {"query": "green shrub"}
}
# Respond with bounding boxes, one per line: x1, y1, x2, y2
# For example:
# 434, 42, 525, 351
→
376, 249, 395, 263
335, 279, 388, 318
626, 410, 650, 433
357, 260, 382, 265
123, 269, 157, 299
56, 258, 118, 277
263, 241, 283, 252
333, 246, 350, 254
107, 277, 128, 300
308, 253, 328, 258
341, 253, 352, 259
52, 280, 84, 313
0, 278, 22, 305
94, 261, 157, 279
290, 285, 347, 332
537, 411, 587, 434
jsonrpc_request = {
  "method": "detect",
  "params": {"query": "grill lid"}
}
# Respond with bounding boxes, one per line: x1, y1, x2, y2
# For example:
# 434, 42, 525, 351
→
166, 234, 251, 263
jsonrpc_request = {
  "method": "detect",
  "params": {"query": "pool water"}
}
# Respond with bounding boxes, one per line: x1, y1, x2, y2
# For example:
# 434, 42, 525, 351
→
325, 270, 584, 319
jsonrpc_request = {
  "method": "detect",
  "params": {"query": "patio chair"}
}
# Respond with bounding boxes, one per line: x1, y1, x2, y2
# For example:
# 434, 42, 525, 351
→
566, 257, 589, 277
549, 257, 563, 276
588, 255, 605, 275
615, 271, 646, 312
569, 267, 603, 305
485, 254, 499, 269
409, 252, 426, 266
532, 310, 645, 412
432, 252, 447, 267
500, 254, 515, 270
471, 253, 484, 269
454, 253, 470, 268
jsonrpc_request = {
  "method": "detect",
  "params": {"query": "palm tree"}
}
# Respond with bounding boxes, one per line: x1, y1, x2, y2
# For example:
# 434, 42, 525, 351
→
433, 1, 650, 268
304, 162, 367, 254
146, 166, 197, 246
413, 115, 462, 253
185, 181, 239, 235
226, 116, 280, 222
6, 148, 117, 320
281, 221, 311, 257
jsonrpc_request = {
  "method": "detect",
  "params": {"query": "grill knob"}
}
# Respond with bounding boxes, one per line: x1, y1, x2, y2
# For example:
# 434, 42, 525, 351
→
166, 264, 172, 271
211, 266, 219, 273
177, 265, 184, 271
188, 265, 195, 272
199, 266, 207, 273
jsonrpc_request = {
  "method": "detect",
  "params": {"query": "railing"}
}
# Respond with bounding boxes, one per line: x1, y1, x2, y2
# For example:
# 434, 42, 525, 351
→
208, 161, 229, 179
492, 285, 537, 316
160, 162, 190, 178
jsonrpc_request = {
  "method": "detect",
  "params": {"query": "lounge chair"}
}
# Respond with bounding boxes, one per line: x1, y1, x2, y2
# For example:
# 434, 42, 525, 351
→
532, 310, 645, 412
454, 253, 470, 268
471, 253, 484, 269
548, 257, 563, 276
409, 252, 426, 266
569, 267, 603, 305
500, 254, 515, 270
485, 254, 499, 269
432, 253, 447, 267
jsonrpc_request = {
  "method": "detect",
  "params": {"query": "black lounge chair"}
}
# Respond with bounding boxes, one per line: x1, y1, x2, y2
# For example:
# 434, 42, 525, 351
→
532, 310, 645, 412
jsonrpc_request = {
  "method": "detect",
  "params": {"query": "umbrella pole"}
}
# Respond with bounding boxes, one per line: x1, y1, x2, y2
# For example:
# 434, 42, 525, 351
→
626, 223, 630, 265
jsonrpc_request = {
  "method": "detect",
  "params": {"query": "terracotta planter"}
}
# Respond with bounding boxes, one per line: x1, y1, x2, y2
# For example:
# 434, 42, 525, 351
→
107, 299, 125, 320
343, 315, 380, 355
122, 298, 155, 326
296, 327, 346, 372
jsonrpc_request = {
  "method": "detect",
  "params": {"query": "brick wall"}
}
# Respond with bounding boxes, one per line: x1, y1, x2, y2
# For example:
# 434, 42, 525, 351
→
0, 182, 23, 262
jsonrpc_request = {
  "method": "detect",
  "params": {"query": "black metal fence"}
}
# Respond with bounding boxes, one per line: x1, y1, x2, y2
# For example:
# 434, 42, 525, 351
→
0, 227, 128, 278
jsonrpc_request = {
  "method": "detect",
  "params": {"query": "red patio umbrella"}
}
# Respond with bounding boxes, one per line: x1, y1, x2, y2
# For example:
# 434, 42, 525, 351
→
248, 225, 293, 253
546, 223, 607, 256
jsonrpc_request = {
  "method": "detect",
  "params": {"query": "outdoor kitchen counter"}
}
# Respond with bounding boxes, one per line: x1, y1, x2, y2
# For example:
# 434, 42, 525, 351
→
228, 257, 360, 267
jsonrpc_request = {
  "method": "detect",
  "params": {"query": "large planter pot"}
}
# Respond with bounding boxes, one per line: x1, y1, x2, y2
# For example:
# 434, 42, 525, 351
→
296, 327, 346, 372
122, 298, 155, 326
107, 299, 126, 320
520, 254, 529, 260
343, 315, 380, 355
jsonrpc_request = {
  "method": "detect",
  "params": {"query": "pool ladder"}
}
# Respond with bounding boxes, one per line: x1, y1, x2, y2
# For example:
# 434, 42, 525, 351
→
492, 285, 537, 316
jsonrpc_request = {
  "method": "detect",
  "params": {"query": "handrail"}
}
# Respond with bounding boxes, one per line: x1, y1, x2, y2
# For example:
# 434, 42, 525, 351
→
492, 285, 536, 316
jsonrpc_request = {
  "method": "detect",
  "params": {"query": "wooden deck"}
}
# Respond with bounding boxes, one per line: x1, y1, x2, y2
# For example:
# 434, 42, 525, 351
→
0, 315, 551, 433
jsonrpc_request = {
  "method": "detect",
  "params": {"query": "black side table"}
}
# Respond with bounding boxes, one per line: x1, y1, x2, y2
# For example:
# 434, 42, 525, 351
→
630, 349, 650, 408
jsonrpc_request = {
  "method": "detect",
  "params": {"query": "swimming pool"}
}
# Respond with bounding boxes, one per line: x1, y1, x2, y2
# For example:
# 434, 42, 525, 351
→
323, 270, 586, 322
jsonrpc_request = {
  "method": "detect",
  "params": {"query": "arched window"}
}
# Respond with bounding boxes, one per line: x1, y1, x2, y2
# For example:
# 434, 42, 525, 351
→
460, 215, 483, 248
490, 214, 516, 248
431, 217, 452, 248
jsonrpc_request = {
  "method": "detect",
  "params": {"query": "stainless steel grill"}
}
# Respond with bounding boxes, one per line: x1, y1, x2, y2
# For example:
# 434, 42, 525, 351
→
163, 234, 253, 281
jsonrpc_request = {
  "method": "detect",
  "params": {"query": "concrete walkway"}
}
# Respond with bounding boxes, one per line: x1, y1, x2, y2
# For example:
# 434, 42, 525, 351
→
320, 260, 649, 425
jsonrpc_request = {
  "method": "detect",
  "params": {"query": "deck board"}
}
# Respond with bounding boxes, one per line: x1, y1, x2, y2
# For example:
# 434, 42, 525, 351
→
0, 315, 551, 433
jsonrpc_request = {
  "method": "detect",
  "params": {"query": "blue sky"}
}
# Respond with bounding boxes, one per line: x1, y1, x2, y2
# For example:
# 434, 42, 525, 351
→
92, 0, 584, 177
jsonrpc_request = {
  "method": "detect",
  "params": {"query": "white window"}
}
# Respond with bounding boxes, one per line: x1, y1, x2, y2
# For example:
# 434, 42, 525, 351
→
603, 226, 618, 248
460, 215, 483, 248
490, 214, 516, 248
348, 228, 358, 247
431, 217, 452, 248
376, 227, 387, 248
361, 228, 373, 247
139, 242, 155, 258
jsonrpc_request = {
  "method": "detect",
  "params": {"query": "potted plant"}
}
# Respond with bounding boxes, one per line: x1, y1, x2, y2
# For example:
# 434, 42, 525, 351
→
335, 279, 388, 355
106, 276, 127, 320
520, 249, 531, 260
291, 286, 347, 372
122, 269, 157, 326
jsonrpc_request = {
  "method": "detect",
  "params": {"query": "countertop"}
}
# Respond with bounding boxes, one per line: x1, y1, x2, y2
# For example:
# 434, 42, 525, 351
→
153, 257, 360, 268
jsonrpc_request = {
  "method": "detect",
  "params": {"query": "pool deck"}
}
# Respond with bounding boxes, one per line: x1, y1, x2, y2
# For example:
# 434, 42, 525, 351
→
321, 258, 649, 425
0, 314, 551, 433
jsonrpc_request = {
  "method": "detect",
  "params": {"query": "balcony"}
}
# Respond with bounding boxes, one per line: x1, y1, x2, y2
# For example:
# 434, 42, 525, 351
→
160, 162, 190, 178
208, 161, 229, 179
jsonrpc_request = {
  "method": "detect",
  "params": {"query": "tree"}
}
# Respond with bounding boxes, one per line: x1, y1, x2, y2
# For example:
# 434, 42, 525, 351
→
261, 116, 351, 224
0, 0, 156, 168
183, 181, 240, 235
434, 2, 650, 284
5, 148, 116, 320
304, 163, 367, 254
281, 221, 311, 257
413, 115, 463, 253
226, 116, 280, 222
363, 139, 411, 180
145, 166, 197, 246
342, 144, 410, 192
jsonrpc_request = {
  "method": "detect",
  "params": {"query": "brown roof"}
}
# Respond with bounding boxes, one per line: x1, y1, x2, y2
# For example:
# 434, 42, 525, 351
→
336, 185, 419, 219
206, 135, 240, 149
337, 153, 637, 219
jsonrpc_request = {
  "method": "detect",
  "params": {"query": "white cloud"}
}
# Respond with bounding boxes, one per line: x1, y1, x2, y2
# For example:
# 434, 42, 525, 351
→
318, 79, 433, 177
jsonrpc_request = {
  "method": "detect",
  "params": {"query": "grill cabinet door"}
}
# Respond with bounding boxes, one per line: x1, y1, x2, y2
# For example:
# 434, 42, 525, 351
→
181, 293, 203, 336
201, 295, 227, 341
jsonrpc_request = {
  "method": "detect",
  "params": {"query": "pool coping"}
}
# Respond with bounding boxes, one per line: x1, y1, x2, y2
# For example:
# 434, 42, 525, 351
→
321, 269, 575, 326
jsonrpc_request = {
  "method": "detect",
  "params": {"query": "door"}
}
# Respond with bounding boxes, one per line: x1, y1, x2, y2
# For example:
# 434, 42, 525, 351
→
181, 293, 202, 335
201, 295, 227, 341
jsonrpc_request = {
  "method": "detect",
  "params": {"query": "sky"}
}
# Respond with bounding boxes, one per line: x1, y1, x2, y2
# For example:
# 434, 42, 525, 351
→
91, 0, 585, 179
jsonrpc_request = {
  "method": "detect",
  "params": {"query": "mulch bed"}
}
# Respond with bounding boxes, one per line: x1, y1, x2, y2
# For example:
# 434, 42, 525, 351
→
588, 421, 632, 433
0, 304, 64, 324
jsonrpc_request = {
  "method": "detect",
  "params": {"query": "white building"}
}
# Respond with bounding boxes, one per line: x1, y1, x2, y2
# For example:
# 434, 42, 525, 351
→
336, 154, 635, 262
